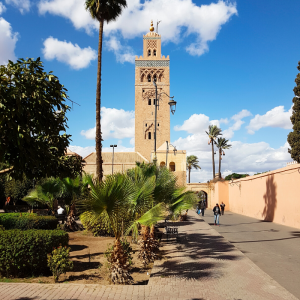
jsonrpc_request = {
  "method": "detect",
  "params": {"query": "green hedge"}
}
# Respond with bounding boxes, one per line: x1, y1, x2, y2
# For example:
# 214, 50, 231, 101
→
0, 229, 69, 277
0, 213, 58, 230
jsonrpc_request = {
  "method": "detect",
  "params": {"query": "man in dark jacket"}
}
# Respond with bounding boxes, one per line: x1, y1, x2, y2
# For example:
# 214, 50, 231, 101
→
213, 203, 221, 225
220, 202, 225, 215
200, 200, 205, 216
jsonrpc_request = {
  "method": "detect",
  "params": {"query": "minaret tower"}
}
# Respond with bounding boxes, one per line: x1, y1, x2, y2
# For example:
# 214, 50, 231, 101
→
135, 21, 170, 161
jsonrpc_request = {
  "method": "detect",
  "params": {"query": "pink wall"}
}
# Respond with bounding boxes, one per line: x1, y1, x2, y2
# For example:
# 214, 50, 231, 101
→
210, 181, 229, 210
227, 164, 300, 229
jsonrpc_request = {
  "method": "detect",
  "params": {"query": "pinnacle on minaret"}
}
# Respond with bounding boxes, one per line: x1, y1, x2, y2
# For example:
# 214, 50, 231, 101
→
150, 20, 154, 32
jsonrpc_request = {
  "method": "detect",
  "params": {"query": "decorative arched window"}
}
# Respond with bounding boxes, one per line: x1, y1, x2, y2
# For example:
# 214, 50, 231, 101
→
153, 49, 157, 56
145, 123, 147, 127
153, 74, 157, 82
153, 99, 156, 105
147, 74, 151, 82
169, 162, 175, 172
148, 99, 151, 105
148, 132, 151, 139
148, 49, 151, 56
160, 161, 166, 167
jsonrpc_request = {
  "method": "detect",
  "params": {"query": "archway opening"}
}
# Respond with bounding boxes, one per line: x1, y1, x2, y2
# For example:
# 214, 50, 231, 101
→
198, 190, 208, 208
160, 161, 165, 167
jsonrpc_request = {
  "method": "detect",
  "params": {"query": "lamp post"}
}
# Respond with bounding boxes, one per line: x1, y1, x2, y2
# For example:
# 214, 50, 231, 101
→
153, 81, 177, 164
110, 145, 117, 174
166, 141, 169, 167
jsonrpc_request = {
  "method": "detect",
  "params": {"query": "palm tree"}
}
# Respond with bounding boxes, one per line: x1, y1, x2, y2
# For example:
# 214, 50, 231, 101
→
216, 137, 232, 178
23, 177, 62, 213
205, 125, 222, 179
186, 155, 201, 183
82, 174, 135, 284
85, 0, 127, 182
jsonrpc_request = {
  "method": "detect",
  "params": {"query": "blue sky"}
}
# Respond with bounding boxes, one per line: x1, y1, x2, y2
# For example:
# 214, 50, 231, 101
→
1, 0, 299, 182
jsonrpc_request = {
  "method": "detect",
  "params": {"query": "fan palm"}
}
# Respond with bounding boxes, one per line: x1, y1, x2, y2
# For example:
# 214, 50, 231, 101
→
23, 177, 62, 213
216, 137, 232, 178
205, 125, 222, 179
186, 155, 201, 183
81, 173, 135, 283
85, 0, 127, 182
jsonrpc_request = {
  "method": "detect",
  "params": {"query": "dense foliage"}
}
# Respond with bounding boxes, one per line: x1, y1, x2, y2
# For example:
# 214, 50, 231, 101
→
4, 175, 34, 205
0, 229, 68, 277
47, 245, 73, 282
287, 61, 300, 163
0, 213, 58, 230
0, 58, 84, 180
79, 211, 114, 236
224, 173, 249, 180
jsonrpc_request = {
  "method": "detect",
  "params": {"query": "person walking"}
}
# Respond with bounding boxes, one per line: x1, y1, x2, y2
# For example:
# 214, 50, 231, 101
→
200, 200, 205, 216
213, 203, 221, 226
220, 202, 226, 215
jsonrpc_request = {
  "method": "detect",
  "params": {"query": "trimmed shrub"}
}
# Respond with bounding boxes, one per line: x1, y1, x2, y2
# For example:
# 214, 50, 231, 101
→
80, 211, 114, 237
0, 213, 58, 230
0, 229, 68, 277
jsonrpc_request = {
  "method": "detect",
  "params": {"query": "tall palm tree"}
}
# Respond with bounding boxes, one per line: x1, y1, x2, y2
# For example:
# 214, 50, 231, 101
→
85, 0, 127, 182
216, 137, 232, 178
186, 155, 201, 183
205, 125, 222, 179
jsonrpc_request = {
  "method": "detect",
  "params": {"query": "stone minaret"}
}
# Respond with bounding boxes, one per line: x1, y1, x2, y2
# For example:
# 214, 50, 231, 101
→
135, 21, 170, 161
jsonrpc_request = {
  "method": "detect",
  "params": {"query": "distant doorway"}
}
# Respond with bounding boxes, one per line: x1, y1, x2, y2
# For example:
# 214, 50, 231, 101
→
199, 191, 208, 208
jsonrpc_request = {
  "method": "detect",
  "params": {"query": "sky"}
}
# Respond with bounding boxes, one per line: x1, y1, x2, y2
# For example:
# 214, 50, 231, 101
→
1, 0, 299, 183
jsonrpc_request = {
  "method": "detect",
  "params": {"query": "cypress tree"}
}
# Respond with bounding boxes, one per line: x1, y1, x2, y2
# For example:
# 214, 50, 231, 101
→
287, 62, 300, 163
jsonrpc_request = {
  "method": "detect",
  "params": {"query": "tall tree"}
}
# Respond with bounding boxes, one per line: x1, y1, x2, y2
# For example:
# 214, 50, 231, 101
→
85, 0, 127, 182
215, 137, 232, 178
288, 61, 300, 163
0, 58, 83, 180
186, 155, 201, 183
206, 125, 222, 179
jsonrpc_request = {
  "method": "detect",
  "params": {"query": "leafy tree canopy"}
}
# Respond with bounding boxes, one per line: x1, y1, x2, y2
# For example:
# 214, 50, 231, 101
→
224, 173, 249, 180
0, 58, 83, 180
287, 61, 300, 163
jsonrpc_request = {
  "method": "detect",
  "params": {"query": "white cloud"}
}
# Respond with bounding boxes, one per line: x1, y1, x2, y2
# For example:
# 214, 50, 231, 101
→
38, 0, 97, 33
38, 0, 237, 57
105, 36, 135, 64
223, 109, 251, 139
69, 144, 134, 158
0, 2, 6, 14
0, 12, 18, 65
232, 109, 252, 121
174, 113, 210, 134
81, 107, 135, 140
5, 0, 30, 14
247, 106, 292, 134
42, 37, 97, 69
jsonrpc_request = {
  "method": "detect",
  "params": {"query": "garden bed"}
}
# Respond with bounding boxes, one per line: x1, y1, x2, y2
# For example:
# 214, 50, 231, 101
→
0, 231, 153, 285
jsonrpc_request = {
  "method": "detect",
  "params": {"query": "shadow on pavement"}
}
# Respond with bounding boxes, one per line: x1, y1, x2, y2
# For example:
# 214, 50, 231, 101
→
154, 215, 241, 279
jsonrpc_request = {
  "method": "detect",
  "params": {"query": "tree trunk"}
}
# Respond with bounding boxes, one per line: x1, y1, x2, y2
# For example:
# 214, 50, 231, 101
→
211, 139, 215, 179
219, 149, 221, 178
188, 167, 191, 183
95, 19, 104, 182
0, 167, 13, 175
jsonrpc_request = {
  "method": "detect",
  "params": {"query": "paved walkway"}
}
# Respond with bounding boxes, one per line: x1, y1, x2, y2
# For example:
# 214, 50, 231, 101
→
201, 208, 300, 299
0, 211, 297, 300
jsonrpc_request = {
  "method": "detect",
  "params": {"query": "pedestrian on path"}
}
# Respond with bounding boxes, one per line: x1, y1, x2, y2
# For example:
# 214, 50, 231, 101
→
200, 200, 205, 216
220, 202, 225, 215
213, 203, 221, 225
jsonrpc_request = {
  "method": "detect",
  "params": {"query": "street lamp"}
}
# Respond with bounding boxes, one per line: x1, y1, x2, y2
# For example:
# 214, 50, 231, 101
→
173, 146, 177, 156
110, 145, 117, 174
153, 81, 177, 164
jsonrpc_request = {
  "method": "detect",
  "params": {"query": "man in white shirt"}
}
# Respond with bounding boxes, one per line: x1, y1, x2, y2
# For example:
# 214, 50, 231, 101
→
57, 206, 64, 215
